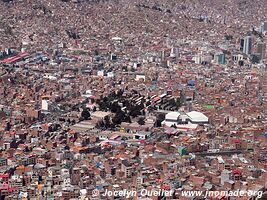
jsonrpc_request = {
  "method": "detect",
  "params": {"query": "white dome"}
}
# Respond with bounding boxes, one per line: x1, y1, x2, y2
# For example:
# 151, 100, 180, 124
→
186, 111, 208, 122
165, 112, 180, 120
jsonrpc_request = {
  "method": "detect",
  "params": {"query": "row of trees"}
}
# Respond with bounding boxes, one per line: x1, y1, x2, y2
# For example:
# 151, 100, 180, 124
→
93, 90, 150, 129
96, 115, 146, 130
96, 91, 146, 127
94, 90, 183, 129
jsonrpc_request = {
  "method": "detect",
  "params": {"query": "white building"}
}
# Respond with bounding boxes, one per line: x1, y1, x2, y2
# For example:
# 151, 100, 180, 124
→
107, 72, 114, 78
135, 73, 146, 81
134, 132, 151, 140
186, 111, 209, 124
161, 111, 209, 128
232, 54, 244, 62
41, 99, 49, 111
163, 112, 181, 124
97, 70, 104, 77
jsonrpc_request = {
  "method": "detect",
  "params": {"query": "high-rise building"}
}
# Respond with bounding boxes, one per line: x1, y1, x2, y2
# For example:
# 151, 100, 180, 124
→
256, 42, 266, 60
214, 52, 226, 64
194, 53, 202, 64
240, 39, 244, 51
243, 36, 252, 55
260, 21, 267, 33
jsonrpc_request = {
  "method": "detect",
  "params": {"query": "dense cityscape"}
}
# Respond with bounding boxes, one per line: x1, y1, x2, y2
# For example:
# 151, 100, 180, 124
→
0, 0, 266, 199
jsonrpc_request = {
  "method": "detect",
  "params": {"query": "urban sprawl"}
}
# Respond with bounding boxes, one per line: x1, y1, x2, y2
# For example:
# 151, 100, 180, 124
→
0, 0, 266, 199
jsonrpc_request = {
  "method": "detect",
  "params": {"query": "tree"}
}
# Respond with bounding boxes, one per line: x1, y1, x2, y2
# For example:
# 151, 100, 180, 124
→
176, 98, 181, 108
110, 102, 121, 113
155, 113, 165, 127
125, 115, 131, 123
129, 105, 141, 117
112, 111, 126, 125
112, 115, 121, 125
96, 120, 105, 129
104, 116, 111, 128
117, 89, 124, 97
81, 109, 91, 120
137, 117, 145, 125
98, 101, 109, 111
93, 106, 97, 112
5, 122, 11, 131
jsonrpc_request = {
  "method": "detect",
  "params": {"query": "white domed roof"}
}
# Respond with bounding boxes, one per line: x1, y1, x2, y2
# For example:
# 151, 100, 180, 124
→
186, 111, 208, 122
165, 112, 180, 120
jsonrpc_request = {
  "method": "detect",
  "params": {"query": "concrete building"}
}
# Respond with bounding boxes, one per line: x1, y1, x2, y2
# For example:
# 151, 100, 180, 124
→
135, 73, 146, 81
41, 100, 49, 111
243, 36, 252, 55
214, 52, 226, 64
256, 42, 266, 60
161, 111, 209, 127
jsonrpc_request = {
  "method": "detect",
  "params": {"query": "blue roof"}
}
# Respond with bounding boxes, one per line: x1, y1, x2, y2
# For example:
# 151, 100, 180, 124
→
96, 162, 102, 168
187, 80, 195, 86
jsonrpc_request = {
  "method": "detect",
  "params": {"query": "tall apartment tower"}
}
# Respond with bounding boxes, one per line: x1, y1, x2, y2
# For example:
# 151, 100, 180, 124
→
243, 36, 252, 55
214, 52, 226, 64
256, 42, 266, 60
